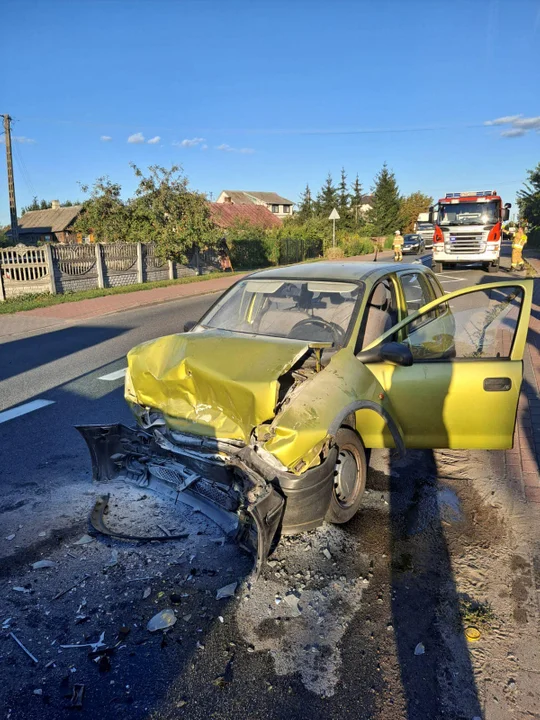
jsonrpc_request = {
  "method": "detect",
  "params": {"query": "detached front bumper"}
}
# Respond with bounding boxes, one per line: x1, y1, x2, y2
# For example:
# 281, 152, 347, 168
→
76, 424, 337, 576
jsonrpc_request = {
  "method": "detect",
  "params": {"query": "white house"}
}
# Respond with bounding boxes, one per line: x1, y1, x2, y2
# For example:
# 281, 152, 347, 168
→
216, 190, 295, 219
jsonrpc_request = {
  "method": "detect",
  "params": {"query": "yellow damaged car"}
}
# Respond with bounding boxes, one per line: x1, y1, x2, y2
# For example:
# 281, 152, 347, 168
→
78, 262, 532, 572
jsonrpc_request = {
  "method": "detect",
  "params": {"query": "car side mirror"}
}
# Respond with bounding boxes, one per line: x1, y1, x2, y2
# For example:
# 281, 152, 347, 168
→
503, 207, 510, 222
184, 320, 197, 332
428, 206, 434, 224
357, 341, 414, 367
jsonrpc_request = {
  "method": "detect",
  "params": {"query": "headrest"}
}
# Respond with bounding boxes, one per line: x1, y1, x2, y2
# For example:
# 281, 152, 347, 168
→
370, 284, 388, 308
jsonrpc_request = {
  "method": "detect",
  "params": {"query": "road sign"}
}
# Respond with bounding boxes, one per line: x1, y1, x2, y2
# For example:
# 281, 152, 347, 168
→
329, 208, 340, 247
328, 208, 340, 220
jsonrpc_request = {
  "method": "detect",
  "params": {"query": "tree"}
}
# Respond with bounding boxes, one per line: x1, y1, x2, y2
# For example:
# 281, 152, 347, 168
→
368, 163, 401, 235
74, 177, 130, 243
297, 184, 314, 221
128, 164, 220, 262
350, 174, 365, 228
399, 191, 433, 233
338, 167, 349, 215
517, 162, 540, 229
316, 173, 338, 217
21, 197, 80, 214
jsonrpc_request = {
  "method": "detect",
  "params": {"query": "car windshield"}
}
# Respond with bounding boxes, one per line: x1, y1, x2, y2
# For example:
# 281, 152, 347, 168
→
438, 201, 499, 226
404, 234, 421, 242
198, 278, 363, 345
416, 223, 433, 231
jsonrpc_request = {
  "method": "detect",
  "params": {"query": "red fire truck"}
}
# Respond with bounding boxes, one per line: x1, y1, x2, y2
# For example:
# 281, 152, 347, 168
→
430, 190, 511, 273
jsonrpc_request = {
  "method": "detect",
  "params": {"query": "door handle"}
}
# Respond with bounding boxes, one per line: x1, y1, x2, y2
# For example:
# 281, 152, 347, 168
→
483, 377, 512, 392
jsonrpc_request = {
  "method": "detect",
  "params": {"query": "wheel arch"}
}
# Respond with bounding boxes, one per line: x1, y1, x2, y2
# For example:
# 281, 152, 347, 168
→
328, 400, 406, 458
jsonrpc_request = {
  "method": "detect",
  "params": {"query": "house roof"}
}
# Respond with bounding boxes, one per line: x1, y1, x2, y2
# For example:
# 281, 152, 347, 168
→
361, 194, 374, 205
11, 205, 83, 235
209, 202, 282, 229
221, 190, 295, 206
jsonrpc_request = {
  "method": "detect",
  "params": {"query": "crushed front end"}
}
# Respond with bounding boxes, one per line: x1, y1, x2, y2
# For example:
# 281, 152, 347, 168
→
77, 422, 337, 575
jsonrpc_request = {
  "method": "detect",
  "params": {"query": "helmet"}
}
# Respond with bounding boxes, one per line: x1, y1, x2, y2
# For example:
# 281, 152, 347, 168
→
394, 230, 400, 235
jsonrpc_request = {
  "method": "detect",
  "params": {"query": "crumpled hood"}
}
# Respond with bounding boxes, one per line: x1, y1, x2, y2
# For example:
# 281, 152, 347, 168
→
126, 330, 310, 441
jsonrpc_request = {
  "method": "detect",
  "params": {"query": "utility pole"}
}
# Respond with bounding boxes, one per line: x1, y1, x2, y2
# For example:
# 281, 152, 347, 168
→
2, 114, 19, 243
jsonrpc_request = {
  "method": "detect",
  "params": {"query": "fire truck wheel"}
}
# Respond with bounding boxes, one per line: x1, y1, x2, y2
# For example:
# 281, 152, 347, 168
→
432, 261, 443, 273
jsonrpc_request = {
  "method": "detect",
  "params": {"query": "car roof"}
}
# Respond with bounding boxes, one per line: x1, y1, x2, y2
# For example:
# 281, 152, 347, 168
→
249, 261, 432, 284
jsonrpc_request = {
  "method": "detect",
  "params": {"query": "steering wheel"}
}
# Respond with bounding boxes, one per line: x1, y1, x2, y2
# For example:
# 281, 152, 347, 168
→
288, 317, 345, 345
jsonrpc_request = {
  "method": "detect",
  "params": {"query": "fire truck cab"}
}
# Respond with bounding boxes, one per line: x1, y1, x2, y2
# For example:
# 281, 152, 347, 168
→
430, 191, 511, 274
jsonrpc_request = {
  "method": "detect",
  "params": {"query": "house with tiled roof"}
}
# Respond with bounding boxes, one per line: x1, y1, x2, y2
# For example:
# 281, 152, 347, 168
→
208, 202, 282, 229
216, 190, 294, 219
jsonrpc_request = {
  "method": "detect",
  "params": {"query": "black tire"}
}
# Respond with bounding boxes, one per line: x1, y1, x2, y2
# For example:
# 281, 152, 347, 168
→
325, 428, 367, 524
487, 259, 500, 273
432, 260, 443, 273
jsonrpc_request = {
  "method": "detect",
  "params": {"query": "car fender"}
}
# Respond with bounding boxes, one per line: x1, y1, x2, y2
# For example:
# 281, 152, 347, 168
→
263, 348, 405, 472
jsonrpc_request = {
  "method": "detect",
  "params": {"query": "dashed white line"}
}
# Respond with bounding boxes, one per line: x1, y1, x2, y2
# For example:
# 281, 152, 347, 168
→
436, 274, 467, 282
0, 399, 55, 425
98, 368, 127, 382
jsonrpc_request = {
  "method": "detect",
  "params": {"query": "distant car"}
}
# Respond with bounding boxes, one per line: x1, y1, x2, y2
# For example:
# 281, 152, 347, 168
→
79, 262, 533, 575
402, 234, 425, 255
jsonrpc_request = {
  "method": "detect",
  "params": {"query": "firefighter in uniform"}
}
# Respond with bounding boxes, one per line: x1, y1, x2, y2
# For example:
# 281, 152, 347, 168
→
511, 224, 527, 271
393, 230, 404, 262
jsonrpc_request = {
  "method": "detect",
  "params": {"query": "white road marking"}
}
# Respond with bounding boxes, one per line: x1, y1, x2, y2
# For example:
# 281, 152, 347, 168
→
98, 368, 127, 382
435, 274, 467, 282
0, 399, 55, 425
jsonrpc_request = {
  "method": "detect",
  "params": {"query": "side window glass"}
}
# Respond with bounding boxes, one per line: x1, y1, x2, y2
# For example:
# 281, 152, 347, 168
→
358, 280, 398, 351
401, 272, 437, 332
403, 286, 523, 360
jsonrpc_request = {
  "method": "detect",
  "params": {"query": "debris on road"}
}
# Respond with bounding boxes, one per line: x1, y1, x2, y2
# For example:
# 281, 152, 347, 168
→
322, 548, 332, 560
9, 632, 38, 663
414, 642, 425, 656
103, 549, 119, 569
52, 574, 91, 601
147, 609, 177, 632
216, 582, 237, 600
5, 534, 16, 541
143, 587, 151, 599
31, 560, 56, 570
12, 586, 31, 594
61, 631, 106, 652
73, 534, 94, 546
465, 627, 482, 642
69, 684, 85, 709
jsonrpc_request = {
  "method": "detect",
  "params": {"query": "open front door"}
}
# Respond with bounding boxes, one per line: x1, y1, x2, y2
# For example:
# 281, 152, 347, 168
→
362, 280, 533, 449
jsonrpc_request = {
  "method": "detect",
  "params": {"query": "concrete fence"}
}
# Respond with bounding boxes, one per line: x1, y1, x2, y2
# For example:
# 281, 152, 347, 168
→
0, 243, 216, 301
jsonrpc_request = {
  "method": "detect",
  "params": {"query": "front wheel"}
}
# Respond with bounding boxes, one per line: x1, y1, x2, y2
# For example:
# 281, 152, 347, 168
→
485, 259, 500, 273
325, 428, 367, 524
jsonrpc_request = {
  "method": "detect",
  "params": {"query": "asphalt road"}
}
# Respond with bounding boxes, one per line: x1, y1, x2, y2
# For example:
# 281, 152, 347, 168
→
0, 248, 521, 720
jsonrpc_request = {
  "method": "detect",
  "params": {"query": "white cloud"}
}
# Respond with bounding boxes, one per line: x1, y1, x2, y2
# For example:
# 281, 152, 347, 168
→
484, 115, 522, 126
100, 135, 112, 142
512, 116, 540, 129
0, 135, 36, 144
501, 128, 526, 138
127, 132, 145, 144
216, 143, 255, 154
147, 136, 161, 144
174, 137, 205, 148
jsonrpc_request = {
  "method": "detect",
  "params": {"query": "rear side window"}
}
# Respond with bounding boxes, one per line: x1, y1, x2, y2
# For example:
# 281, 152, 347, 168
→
400, 272, 438, 333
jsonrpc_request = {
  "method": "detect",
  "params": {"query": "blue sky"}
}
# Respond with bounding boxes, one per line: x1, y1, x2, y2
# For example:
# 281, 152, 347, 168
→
1, 0, 539, 225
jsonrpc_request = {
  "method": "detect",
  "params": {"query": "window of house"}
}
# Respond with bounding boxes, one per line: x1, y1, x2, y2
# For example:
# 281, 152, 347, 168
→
282, 205, 290, 214
271, 204, 279, 213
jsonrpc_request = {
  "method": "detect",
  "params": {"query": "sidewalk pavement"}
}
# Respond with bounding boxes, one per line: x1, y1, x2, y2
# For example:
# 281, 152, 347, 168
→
506, 252, 540, 503
0, 250, 395, 339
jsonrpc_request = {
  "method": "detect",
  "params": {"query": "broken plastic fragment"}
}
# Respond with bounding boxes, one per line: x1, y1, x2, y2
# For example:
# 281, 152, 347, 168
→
322, 548, 332, 560
216, 582, 237, 600
284, 593, 302, 617
414, 642, 425, 656
31, 560, 56, 570
104, 550, 118, 569
61, 632, 106, 653
143, 587, 151, 600
5, 534, 16, 541
74, 534, 94, 546
147, 609, 177, 632
13, 586, 31, 593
